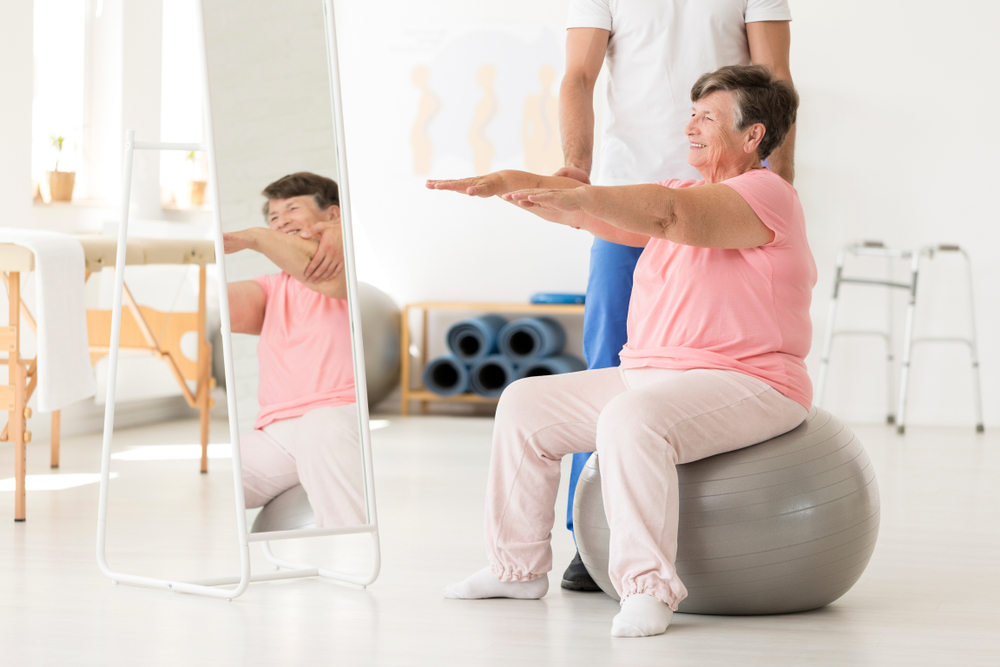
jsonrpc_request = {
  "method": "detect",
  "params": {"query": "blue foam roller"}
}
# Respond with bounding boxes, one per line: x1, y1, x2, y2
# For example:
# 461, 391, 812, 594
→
446, 315, 507, 364
469, 354, 517, 398
515, 354, 586, 379
422, 355, 470, 396
530, 293, 585, 305
498, 317, 566, 363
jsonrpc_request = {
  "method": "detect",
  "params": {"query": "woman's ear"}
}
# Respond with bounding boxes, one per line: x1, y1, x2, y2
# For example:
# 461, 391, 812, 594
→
745, 123, 766, 155
325, 204, 341, 221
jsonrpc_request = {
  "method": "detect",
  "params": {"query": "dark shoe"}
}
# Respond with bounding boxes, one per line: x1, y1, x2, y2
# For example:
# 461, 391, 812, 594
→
561, 550, 602, 591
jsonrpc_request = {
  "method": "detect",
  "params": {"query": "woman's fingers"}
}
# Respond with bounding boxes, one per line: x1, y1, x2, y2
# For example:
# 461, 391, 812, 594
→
426, 176, 497, 197
505, 189, 567, 210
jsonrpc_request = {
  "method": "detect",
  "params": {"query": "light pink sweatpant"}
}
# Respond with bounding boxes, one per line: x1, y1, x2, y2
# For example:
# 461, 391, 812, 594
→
240, 404, 365, 528
487, 367, 807, 609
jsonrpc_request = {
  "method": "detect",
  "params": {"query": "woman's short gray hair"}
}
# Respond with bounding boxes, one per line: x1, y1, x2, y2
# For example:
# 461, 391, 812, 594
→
690, 64, 798, 161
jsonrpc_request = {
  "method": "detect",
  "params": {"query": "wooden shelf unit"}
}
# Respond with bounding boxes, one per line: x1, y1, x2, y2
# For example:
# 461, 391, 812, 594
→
400, 301, 585, 415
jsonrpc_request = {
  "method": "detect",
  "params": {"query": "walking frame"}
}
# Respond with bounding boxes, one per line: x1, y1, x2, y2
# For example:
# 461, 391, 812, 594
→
816, 240, 984, 434
94, 0, 380, 600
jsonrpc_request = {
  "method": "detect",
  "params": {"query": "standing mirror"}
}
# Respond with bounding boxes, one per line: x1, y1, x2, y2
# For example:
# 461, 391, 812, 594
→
94, 0, 378, 599
202, 0, 380, 589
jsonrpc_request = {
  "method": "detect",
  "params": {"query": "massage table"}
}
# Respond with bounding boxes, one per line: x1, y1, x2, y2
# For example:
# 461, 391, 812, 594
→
1, 236, 216, 521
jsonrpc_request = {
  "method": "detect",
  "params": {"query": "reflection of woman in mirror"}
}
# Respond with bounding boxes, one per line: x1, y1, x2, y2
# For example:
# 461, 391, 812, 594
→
223, 172, 365, 528
428, 67, 810, 637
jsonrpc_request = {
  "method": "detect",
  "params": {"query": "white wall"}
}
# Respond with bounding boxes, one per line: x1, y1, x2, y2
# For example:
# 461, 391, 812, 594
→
332, 0, 1000, 426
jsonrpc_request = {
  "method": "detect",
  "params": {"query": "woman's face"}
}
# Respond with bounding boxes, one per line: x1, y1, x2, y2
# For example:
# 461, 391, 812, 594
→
267, 195, 337, 234
685, 90, 753, 175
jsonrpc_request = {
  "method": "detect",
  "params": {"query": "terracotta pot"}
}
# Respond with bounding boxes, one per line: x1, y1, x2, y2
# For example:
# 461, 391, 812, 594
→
47, 170, 75, 202
190, 180, 207, 207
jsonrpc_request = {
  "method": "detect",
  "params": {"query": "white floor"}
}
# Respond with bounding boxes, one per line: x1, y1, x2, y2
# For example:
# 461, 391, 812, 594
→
1, 413, 998, 666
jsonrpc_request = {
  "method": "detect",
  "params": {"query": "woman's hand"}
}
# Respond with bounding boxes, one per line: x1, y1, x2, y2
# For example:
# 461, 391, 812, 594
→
298, 221, 344, 283
504, 187, 587, 213
222, 229, 257, 254
425, 172, 507, 198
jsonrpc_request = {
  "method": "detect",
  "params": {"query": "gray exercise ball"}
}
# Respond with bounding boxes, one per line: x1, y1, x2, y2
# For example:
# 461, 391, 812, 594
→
357, 282, 401, 408
251, 484, 315, 533
573, 407, 880, 615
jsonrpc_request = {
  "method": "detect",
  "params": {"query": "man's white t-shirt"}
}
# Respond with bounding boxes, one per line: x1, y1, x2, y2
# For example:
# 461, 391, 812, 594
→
567, 0, 792, 185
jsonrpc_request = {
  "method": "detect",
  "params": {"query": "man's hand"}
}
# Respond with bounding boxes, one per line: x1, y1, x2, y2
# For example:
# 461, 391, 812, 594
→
299, 221, 344, 284
552, 166, 591, 184
223, 229, 257, 254
425, 172, 507, 198
504, 187, 587, 214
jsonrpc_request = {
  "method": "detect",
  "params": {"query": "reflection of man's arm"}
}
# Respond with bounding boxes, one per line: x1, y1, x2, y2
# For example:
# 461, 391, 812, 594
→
224, 227, 347, 300
228, 281, 266, 335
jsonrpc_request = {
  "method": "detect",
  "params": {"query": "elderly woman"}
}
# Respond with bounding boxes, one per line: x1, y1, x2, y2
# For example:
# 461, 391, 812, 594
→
427, 65, 814, 638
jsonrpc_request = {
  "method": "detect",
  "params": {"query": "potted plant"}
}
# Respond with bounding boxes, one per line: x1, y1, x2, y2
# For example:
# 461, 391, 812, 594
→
187, 150, 207, 207
46, 135, 75, 202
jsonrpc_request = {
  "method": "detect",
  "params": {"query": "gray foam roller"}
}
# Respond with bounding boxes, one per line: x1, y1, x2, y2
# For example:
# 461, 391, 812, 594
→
251, 484, 316, 533
573, 407, 880, 615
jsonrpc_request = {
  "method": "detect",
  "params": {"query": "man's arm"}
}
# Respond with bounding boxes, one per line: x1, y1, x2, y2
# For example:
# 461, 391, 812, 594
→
747, 20, 795, 184
558, 28, 609, 179
223, 227, 347, 300
228, 280, 266, 335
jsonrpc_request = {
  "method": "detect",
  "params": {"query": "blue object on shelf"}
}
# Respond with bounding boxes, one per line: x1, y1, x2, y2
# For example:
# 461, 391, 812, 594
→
530, 293, 585, 305
515, 354, 586, 379
422, 355, 470, 397
469, 354, 517, 398
445, 314, 507, 364
498, 317, 566, 363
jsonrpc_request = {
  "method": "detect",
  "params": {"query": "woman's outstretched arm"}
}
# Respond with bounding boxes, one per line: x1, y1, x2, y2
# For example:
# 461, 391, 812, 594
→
505, 183, 773, 250
427, 169, 650, 247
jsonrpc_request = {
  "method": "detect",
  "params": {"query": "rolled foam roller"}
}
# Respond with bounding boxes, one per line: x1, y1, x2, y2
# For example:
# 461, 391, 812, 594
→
468, 354, 517, 398
515, 354, 586, 379
422, 355, 470, 396
446, 314, 507, 364
498, 317, 566, 363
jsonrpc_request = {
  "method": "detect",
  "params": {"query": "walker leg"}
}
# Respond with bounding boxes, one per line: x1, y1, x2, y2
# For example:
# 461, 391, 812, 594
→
960, 250, 985, 433
815, 255, 845, 408
885, 257, 896, 424
896, 253, 920, 435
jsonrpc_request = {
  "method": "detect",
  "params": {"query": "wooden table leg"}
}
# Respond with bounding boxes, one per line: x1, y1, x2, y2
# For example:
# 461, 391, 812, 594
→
420, 307, 429, 415
400, 305, 411, 416
50, 410, 60, 468
8, 272, 26, 521
197, 266, 209, 474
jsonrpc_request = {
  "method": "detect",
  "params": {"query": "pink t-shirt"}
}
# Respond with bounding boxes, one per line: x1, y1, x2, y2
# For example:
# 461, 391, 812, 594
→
619, 169, 816, 408
252, 272, 356, 428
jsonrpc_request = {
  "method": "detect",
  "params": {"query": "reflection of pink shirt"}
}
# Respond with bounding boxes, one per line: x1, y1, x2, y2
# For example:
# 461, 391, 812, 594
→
252, 272, 356, 428
619, 169, 816, 409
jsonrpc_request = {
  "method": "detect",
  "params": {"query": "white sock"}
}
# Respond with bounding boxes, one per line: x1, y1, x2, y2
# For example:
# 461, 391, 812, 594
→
611, 594, 673, 638
443, 566, 548, 600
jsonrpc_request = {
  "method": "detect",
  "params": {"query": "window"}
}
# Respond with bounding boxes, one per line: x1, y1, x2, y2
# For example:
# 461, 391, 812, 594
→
32, 0, 85, 202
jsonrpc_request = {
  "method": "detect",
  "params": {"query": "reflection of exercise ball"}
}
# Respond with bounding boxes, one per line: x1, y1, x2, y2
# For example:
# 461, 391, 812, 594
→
358, 282, 401, 408
251, 484, 315, 533
573, 408, 880, 615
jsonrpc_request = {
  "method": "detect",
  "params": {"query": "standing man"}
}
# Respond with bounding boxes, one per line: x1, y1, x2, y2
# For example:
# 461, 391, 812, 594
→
557, 0, 797, 591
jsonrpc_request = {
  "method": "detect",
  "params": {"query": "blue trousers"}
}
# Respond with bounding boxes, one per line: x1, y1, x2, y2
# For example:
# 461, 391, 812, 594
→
567, 237, 644, 536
